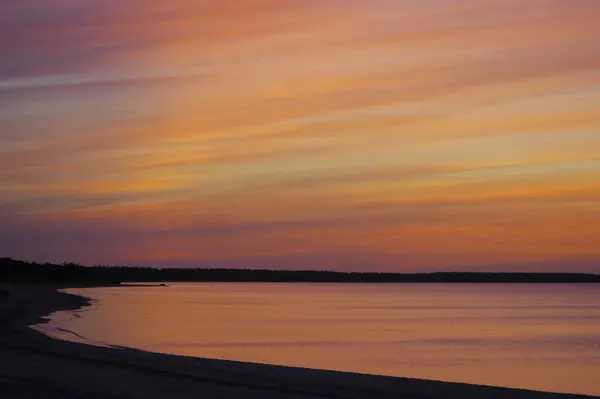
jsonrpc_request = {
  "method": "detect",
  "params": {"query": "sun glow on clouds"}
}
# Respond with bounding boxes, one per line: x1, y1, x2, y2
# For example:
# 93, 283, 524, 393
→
1, 0, 599, 271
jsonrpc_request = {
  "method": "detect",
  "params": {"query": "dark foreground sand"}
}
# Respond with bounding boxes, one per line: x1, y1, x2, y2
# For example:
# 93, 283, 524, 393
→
0, 284, 595, 399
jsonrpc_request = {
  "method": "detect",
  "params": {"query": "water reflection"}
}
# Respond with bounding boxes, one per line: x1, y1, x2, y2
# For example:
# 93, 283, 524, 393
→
45, 283, 600, 396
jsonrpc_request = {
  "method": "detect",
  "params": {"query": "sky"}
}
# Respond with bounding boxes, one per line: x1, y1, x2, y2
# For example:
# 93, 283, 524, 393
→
1, 0, 599, 272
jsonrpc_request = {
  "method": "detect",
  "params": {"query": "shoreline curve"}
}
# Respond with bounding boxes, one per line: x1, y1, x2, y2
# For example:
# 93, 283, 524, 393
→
0, 283, 595, 399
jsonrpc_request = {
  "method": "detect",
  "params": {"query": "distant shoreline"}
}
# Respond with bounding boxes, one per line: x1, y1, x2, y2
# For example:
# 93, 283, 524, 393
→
0, 283, 596, 399
3, 257, 600, 284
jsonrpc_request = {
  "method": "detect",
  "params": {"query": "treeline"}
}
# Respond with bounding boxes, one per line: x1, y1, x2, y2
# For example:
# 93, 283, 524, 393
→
1, 257, 599, 284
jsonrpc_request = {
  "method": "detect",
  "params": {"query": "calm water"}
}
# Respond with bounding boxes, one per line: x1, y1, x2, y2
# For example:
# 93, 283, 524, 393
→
37, 283, 600, 396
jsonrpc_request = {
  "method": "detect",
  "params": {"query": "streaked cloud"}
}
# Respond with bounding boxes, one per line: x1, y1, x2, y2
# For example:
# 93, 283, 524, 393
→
1, 0, 599, 271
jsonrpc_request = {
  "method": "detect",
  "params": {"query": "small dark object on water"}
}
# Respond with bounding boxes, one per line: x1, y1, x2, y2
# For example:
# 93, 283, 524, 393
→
159, 283, 168, 287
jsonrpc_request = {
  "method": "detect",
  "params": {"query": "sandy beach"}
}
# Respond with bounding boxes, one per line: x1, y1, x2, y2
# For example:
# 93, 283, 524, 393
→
0, 284, 595, 399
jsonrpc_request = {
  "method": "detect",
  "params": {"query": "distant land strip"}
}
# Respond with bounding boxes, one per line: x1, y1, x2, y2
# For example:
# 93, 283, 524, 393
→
2, 257, 599, 284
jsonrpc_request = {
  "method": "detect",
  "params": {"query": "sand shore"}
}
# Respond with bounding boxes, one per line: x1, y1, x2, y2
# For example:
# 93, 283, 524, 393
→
0, 284, 594, 399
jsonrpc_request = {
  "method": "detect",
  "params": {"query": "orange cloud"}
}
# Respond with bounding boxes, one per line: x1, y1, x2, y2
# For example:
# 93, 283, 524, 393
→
1, 0, 599, 271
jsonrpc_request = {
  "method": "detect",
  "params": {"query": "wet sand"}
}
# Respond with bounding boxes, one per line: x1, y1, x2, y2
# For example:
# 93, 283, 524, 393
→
0, 283, 594, 399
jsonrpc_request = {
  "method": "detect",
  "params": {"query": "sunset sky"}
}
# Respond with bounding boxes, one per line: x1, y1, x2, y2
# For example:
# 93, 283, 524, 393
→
1, 0, 599, 271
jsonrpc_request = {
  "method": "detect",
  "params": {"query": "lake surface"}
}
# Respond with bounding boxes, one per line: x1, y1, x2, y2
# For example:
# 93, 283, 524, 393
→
37, 283, 600, 396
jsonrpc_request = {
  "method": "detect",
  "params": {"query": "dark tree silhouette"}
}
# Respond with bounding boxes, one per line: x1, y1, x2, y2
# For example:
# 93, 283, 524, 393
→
1, 257, 599, 284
